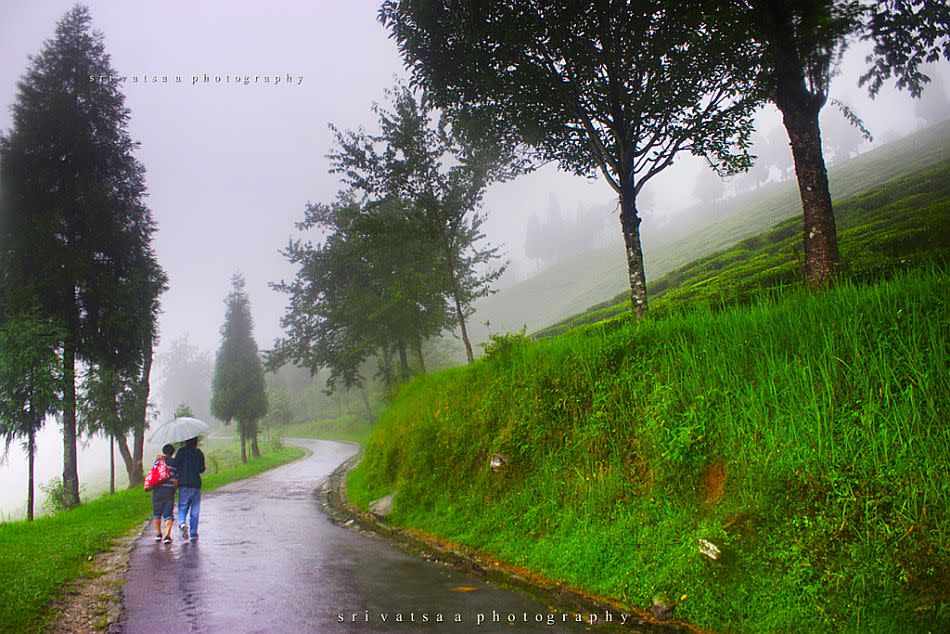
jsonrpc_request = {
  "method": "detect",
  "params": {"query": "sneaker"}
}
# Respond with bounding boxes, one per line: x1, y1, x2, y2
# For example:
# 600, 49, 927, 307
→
180, 523, 189, 541
163, 536, 172, 544
155, 533, 163, 541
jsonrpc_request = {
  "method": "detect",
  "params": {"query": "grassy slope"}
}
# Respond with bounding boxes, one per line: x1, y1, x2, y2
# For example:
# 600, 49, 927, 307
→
0, 441, 304, 633
537, 157, 950, 338
351, 269, 949, 632
349, 156, 950, 630
472, 121, 950, 340
282, 414, 375, 444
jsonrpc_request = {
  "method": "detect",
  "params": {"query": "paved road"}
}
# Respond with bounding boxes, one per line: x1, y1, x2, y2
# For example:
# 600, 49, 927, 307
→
121, 439, 597, 633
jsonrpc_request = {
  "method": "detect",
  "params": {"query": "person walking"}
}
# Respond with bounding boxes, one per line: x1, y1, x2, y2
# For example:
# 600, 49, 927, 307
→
150, 444, 178, 544
174, 436, 205, 542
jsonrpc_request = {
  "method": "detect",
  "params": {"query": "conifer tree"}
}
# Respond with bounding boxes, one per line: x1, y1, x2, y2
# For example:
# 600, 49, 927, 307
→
211, 274, 268, 463
0, 301, 63, 520
0, 5, 166, 506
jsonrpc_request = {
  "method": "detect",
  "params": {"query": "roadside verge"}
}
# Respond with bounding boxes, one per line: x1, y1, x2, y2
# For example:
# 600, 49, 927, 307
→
320, 451, 700, 633
0, 442, 305, 634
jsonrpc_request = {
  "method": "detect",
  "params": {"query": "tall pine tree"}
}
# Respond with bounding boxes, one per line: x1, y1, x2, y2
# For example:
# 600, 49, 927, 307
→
0, 300, 64, 520
211, 274, 268, 463
0, 5, 166, 506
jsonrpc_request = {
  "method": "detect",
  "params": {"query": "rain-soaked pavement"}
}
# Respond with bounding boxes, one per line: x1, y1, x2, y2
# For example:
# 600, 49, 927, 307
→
121, 439, 602, 633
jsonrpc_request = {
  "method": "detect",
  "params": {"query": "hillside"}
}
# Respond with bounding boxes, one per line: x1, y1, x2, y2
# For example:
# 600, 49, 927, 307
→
537, 156, 950, 337
348, 144, 950, 631
471, 120, 950, 341
351, 264, 948, 632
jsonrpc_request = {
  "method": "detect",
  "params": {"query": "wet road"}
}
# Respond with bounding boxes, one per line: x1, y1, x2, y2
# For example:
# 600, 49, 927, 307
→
121, 439, 596, 633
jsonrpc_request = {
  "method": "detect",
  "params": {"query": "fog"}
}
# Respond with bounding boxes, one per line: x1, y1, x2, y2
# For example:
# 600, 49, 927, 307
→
1, 1, 947, 515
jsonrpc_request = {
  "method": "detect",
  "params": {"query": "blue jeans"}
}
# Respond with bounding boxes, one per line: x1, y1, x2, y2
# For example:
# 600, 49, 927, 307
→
178, 487, 201, 538
151, 488, 175, 520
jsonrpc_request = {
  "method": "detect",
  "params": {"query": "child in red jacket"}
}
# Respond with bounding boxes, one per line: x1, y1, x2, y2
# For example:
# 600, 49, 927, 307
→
150, 444, 179, 544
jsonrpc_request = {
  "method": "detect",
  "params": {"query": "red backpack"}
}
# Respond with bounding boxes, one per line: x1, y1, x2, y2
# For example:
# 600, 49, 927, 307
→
144, 458, 171, 491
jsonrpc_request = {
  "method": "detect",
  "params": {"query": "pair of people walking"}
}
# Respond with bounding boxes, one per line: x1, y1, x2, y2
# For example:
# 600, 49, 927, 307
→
150, 436, 205, 544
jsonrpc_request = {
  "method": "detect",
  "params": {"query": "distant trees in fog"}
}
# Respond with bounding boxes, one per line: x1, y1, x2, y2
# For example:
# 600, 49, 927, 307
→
157, 338, 214, 427
525, 197, 615, 271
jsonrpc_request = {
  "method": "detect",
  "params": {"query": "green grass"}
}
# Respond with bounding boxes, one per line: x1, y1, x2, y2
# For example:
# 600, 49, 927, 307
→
474, 120, 950, 341
537, 158, 950, 338
0, 440, 304, 633
350, 267, 949, 632
282, 414, 374, 444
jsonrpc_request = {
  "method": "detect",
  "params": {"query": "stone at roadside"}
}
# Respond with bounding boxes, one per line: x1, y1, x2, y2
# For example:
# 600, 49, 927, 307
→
650, 593, 676, 620
696, 539, 735, 566
369, 493, 395, 518
490, 453, 509, 472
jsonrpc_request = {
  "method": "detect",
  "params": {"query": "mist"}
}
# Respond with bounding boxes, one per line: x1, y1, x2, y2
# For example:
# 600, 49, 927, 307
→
1, 1, 947, 515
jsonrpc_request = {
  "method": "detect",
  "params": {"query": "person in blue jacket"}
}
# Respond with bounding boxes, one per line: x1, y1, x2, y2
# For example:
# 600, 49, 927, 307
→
174, 436, 205, 542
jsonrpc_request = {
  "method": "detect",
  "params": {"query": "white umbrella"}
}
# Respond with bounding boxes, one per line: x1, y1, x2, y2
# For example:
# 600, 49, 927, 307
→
146, 417, 211, 446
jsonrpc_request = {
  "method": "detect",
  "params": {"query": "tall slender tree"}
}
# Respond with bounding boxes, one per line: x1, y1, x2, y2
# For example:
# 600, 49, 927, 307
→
272, 195, 449, 389
81, 252, 165, 487
211, 274, 268, 463
380, 1, 761, 315
0, 5, 166, 506
328, 85, 514, 362
0, 302, 63, 520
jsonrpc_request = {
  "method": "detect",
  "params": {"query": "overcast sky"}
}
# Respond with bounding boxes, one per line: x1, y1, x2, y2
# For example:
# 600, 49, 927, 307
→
1, 0, 947, 363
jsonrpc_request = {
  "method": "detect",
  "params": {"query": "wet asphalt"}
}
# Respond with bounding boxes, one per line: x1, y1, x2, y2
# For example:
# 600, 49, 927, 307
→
120, 439, 602, 633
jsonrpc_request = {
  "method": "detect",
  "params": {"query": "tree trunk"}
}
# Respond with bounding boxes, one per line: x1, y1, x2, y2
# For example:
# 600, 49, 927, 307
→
360, 386, 373, 420
780, 104, 839, 287
379, 346, 395, 388
115, 434, 137, 488
129, 339, 153, 488
129, 424, 144, 488
618, 180, 648, 316
104, 390, 138, 489
240, 426, 247, 464
250, 427, 261, 458
62, 342, 80, 508
445, 252, 474, 363
453, 292, 474, 363
414, 336, 427, 375
27, 424, 35, 521
109, 434, 115, 495
397, 341, 410, 381
760, 0, 839, 288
